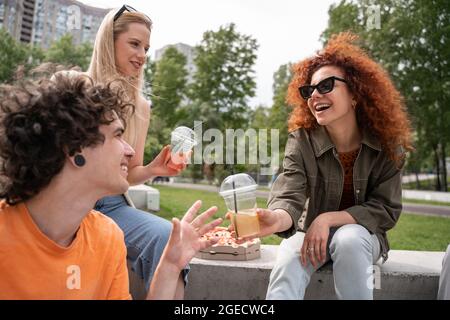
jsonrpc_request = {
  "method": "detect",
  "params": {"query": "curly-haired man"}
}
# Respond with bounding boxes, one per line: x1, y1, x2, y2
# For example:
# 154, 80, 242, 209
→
0, 73, 221, 299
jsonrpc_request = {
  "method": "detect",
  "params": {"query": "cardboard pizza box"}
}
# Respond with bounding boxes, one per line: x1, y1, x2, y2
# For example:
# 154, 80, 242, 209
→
195, 239, 261, 261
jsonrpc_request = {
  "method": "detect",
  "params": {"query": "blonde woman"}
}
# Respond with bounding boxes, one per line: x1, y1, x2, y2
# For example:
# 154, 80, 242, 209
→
88, 5, 187, 297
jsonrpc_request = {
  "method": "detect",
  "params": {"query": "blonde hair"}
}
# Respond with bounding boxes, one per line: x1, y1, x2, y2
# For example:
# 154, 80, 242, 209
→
87, 8, 152, 149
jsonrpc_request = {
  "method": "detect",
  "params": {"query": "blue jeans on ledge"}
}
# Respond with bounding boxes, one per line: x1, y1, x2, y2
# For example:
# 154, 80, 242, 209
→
94, 195, 189, 292
266, 224, 381, 300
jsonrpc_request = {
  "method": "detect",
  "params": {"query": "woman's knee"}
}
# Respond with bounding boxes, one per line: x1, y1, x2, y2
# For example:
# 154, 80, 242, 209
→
329, 224, 372, 256
279, 232, 305, 253
274, 233, 307, 273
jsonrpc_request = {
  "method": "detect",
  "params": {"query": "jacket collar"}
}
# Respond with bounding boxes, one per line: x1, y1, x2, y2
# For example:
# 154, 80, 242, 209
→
309, 125, 381, 158
361, 127, 382, 152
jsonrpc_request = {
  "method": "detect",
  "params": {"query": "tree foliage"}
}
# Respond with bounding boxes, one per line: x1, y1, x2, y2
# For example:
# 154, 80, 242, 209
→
0, 28, 26, 81
151, 47, 188, 128
269, 63, 293, 157
190, 23, 259, 129
175, 23, 259, 182
44, 34, 92, 70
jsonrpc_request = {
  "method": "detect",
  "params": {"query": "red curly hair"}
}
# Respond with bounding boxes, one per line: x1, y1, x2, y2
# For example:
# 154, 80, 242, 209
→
287, 32, 413, 166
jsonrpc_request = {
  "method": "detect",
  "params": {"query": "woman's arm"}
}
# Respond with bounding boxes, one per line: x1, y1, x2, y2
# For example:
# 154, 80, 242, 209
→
127, 145, 183, 185
126, 96, 150, 185
319, 211, 357, 227
126, 97, 185, 185
267, 132, 308, 238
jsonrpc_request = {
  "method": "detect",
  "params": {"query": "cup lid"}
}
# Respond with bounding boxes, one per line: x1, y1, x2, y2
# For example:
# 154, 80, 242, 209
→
171, 126, 198, 146
219, 173, 257, 198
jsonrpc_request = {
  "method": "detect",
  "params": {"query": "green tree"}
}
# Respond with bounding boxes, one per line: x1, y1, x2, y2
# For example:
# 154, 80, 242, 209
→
246, 64, 294, 184
45, 34, 92, 70
0, 28, 46, 83
176, 100, 221, 184
185, 23, 259, 182
269, 63, 293, 160
151, 47, 188, 128
248, 105, 271, 182
250, 105, 270, 129
143, 56, 156, 98
0, 28, 28, 82
145, 113, 171, 166
190, 23, 259, 129
26, 45, 45, 70
320, 0, 364, 43
322, 0, 450, 191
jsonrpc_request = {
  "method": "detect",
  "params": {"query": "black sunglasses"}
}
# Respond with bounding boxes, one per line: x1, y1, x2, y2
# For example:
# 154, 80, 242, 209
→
299, 76, 347, 100
114, 4, 137, 22
114, 4, 152, 25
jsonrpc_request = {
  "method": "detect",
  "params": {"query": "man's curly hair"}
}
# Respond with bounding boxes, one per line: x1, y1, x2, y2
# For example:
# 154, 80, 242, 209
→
286, 32, 413, 166
0, 73, 134, 205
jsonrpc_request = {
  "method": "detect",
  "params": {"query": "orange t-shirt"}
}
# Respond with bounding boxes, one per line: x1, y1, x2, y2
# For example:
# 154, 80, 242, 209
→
0, 200, 131, 300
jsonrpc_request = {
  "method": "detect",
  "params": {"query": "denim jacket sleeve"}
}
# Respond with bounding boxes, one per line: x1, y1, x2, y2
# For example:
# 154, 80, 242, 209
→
345, 154, 404, 234
267, 132, 307, 238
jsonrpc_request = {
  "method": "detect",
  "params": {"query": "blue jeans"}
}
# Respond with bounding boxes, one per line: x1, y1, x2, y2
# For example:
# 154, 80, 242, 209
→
94, 195, 188, 292
266, 224, 381, 300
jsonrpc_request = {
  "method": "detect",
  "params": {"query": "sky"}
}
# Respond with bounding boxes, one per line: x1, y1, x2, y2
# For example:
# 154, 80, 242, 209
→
80, 0, 338, 107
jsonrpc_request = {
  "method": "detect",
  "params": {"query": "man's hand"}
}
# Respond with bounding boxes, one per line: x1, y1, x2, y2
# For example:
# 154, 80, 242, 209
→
162, 200, 223, 271
148, 201, 222, 300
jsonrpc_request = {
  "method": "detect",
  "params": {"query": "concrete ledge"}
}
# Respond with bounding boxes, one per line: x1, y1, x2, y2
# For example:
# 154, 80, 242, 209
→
185, 245, 445, 300
128, 184, 160, 211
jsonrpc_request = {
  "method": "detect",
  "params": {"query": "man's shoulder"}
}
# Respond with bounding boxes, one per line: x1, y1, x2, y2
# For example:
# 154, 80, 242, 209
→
84, 210, 125, 242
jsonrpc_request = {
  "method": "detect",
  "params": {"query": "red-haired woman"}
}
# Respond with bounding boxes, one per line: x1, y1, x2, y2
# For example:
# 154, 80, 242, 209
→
250, 33, 413, 299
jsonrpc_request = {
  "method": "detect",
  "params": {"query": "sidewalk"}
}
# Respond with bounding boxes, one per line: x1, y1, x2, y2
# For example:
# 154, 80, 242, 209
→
159, 182, 450, 217
402, 173, 436, 184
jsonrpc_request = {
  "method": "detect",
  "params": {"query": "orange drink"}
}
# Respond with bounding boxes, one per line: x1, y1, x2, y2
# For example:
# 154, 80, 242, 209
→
230, 209, 260, 238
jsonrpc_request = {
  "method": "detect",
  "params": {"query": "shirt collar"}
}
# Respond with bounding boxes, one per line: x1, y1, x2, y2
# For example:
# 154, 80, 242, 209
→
309, 125, 381, 158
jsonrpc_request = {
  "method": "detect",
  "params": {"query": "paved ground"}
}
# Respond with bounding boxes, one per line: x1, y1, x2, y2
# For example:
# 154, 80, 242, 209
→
401, 173, 436, 184
157, 182, 450, 217
401, 203, 450, 217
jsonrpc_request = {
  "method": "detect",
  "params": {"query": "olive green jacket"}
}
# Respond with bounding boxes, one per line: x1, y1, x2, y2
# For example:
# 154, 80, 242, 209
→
268, 126, 404, 262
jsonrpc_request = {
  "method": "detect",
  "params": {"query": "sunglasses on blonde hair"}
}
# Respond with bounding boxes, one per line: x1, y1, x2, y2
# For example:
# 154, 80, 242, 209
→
299, 76, 347, 100
113, 4, 151, 22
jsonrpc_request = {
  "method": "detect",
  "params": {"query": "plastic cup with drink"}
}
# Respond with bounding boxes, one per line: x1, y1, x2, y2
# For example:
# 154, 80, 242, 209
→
219, 173, 260, 238
168, 126, 198, 170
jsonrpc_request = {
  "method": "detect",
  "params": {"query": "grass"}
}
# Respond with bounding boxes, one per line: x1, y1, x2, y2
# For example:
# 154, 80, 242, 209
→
402, 177, 450, 191
387, 214, 450, 251
153, 185, 450, 251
